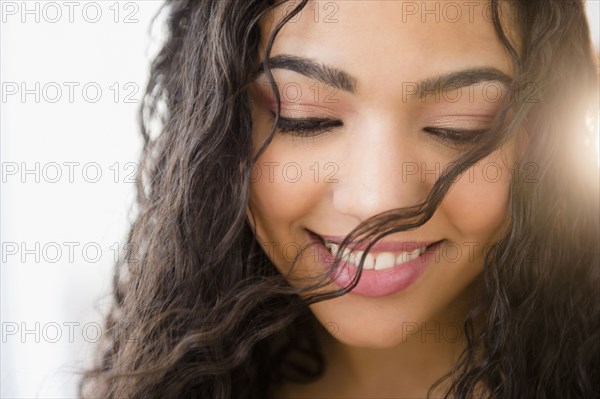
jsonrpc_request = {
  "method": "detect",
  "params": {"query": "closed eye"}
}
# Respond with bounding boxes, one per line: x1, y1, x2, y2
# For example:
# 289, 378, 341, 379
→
269, 112, 343, 137
268, 111, 489, 144
423, 127, 488, 145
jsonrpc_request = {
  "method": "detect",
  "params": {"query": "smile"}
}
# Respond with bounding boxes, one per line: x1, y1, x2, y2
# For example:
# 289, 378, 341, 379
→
307, 229, 445, 297
323, 240, 428, 271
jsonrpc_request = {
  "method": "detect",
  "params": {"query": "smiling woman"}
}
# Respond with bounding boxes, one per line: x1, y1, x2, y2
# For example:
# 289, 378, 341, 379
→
79, 1, 599, 398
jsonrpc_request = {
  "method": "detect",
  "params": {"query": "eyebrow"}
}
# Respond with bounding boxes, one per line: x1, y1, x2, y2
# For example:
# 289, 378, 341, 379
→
254, 54, 357, 93
253, 54, 513, 99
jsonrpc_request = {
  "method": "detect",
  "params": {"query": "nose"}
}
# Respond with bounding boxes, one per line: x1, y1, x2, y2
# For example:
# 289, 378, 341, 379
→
332, 116, 428, 222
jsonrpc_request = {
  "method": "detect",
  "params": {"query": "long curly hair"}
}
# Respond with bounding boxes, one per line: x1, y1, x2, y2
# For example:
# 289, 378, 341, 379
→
79, 1, 599, 398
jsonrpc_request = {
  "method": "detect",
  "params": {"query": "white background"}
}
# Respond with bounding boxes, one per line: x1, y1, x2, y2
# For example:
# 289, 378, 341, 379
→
1, 1, 165, 397
1, 1, 598, 398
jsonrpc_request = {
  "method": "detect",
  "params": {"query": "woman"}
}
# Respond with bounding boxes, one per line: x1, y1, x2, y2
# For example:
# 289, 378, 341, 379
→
79, 0, 599, 398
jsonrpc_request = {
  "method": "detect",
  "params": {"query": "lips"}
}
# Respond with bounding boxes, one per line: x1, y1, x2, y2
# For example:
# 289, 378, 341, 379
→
305, 229, 444, 297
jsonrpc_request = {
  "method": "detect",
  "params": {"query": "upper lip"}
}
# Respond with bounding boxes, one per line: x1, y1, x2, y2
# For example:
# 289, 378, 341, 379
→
308, 230, 440, 253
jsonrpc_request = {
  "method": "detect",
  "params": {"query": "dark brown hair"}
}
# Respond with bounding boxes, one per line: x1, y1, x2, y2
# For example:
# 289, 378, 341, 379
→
79, 1, 599, 398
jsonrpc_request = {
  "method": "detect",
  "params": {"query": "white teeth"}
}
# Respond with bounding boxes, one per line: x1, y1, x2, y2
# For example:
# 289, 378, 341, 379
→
324, 240, 427, 270
374, 252, 395, 270
396, 251, 410, 265
409, 248, 421, 258
364, 252, 375, 269
326, 243, 339, 255
342, 247, 350, 258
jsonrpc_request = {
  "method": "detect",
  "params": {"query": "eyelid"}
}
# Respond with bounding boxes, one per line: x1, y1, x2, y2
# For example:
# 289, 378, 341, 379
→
426, 115, 497, 126
267, 103, 339, 119
268, 111, 342, 137
423, 127, 489, 145
267, 110, 489, 144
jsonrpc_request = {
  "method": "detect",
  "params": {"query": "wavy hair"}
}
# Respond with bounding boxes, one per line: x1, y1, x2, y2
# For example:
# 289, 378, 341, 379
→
79, 0, 599, 398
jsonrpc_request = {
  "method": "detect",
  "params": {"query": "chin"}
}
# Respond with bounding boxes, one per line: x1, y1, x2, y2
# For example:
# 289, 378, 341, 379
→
327, 323, 411, 349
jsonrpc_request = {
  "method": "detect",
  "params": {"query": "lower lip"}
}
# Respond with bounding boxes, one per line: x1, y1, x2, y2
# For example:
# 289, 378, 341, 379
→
307, 231, 443, 297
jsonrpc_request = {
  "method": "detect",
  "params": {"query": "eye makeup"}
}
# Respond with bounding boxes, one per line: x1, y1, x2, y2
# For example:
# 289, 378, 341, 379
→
267, 110, 490, 146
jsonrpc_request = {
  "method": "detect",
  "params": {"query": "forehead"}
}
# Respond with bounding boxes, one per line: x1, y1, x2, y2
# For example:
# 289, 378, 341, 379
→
258, 0, 518, 94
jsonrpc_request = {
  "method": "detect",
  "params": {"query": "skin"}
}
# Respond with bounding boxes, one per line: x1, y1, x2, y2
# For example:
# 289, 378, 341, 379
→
246, 1, 521, 397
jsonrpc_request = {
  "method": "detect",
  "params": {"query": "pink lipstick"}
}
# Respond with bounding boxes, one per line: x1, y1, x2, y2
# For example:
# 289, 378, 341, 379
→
307, 230, 444, 297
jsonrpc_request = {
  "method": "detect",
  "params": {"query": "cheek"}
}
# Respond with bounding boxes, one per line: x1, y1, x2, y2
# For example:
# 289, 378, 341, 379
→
248, 147, 326, 234
441, 151, 512, 239
249, 159, 314, 225
248, 105, 334, 229
248, 106, 299, 228
248, 154, 329, 278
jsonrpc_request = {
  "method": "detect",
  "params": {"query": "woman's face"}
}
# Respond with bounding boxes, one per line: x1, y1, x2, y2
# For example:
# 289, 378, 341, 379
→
247, 0, 519, 347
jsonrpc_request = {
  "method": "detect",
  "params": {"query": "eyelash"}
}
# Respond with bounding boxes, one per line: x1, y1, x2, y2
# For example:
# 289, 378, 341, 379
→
422, 127, 487, 144
274, 116, 343, 137
270, 113, 487, 144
